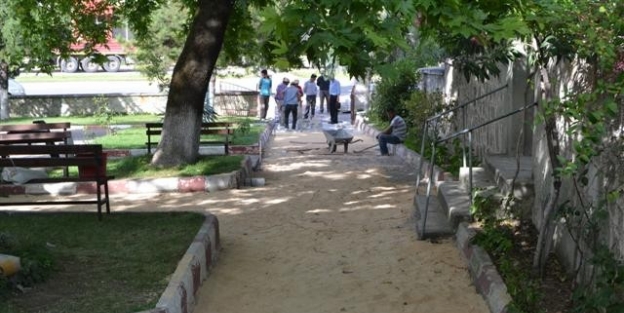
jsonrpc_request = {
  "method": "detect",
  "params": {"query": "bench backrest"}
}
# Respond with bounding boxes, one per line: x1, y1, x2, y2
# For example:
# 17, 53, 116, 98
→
145, 122, 236, 136
0, 122, 72, 145
0, 144, 104, 168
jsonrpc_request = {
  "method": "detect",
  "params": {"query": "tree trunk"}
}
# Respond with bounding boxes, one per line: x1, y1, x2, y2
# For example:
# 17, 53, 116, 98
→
151, 0, 235, 167
0, 61, 10, 120
532, 68, 563, 277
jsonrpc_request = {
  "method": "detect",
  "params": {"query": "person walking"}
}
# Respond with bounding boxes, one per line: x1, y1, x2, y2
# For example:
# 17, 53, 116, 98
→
376, 108, 407, 156
257, 69, 272, 120
328, 75, 341, 124
316, 73, 330, 114
303, 74, 318, 119
282, 81, 302, 130
275, 77, 290, 126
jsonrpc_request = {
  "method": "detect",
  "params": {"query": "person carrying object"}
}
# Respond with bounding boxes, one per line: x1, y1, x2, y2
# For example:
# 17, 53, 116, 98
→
376, 108, 407, 156
303, 74, 318, 119
328, 75, 341, 124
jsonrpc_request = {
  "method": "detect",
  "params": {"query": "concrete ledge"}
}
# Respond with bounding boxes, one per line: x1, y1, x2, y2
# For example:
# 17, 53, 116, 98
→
456, 222, 512, 313
0, 155, 261, 195
129, 214, 220, 313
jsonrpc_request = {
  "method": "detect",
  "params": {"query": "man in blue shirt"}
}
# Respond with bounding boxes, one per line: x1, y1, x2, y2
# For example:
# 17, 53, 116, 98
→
328, 75, 341, 124
257, 69, 272, 120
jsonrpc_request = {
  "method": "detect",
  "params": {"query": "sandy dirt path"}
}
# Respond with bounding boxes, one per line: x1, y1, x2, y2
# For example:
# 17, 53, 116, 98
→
0, 121, 490, 313
191, 129, 489, 313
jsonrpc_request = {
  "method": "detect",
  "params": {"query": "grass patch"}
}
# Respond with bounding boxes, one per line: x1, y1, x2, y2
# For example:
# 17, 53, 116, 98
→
0, 211, 206, 313
5, 114, 161, 126
49, 154, 245, 179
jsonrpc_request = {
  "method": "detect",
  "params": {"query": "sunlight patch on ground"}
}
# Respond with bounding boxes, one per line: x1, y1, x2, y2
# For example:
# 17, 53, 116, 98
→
268, 161, 332, 172
306, 209, 333, 214
337, 203, 397, 212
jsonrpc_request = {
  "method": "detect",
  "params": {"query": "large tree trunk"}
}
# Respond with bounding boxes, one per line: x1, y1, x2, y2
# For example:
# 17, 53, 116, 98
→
0, 61, 10, 120
151, 0, 235, 167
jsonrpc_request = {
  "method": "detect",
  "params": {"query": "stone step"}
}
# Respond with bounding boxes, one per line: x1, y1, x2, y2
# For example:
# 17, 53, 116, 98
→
413, 195, 454, 239
436, 181, 472, 229
459, 166, 496, 190
482, 155, 534, 200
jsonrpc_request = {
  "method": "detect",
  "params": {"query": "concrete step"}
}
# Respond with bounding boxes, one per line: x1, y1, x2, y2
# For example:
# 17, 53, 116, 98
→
459, 166, 496, 190
482, 155, 534, 200
436, 181, 472, 229
413, 195, 454, 239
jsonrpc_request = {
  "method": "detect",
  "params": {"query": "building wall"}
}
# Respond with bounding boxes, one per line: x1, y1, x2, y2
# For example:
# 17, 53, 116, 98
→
8, 91, 259, 118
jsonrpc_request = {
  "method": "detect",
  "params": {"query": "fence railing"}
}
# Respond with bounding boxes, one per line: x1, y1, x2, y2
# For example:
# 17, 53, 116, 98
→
418, 101, 538, 239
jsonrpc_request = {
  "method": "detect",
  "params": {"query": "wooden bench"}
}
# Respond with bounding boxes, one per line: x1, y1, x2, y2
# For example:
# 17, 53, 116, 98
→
0, 122, 72, 147
0, 144, 114, 220
145, 122, 235, 155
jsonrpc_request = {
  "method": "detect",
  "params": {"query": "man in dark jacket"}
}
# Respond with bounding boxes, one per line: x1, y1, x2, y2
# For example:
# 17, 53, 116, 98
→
316, 73, 330, 114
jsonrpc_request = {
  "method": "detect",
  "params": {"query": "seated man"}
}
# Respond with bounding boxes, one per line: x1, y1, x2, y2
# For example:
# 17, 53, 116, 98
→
377, 108, 407, 156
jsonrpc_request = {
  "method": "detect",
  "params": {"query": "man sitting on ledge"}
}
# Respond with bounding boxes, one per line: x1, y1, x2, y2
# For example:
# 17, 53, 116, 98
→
377, 108, 407, 156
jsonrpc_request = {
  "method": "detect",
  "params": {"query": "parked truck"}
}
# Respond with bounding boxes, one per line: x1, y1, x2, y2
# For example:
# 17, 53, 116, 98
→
57, 26, 132, 73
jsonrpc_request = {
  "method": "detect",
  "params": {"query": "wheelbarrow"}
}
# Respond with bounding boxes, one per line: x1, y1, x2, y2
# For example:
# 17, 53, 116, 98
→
322, 128, 357, 153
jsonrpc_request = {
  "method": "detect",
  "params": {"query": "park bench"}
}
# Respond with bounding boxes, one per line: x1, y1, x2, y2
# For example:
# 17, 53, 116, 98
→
145, 122, 235, 155
0, 122, 72, 147
0, 144, 114, 220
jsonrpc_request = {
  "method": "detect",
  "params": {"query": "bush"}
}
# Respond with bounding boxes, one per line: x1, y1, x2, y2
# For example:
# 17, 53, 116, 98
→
368, 59, 421, 125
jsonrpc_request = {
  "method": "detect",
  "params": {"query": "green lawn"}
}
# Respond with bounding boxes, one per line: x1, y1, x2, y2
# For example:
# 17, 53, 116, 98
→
5, 114, 161, 125
0, 212, 205, 313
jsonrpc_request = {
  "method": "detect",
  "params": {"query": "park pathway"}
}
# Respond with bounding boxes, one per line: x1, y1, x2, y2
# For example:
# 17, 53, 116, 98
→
191, 113, 490, 313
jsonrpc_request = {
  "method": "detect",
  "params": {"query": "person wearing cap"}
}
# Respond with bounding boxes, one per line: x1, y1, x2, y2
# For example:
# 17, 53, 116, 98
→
328, 75, 341, 124
275, 77, 290, 125
257, 69, 272, 120
282, 80, 303, 130
303, 74, 318, 119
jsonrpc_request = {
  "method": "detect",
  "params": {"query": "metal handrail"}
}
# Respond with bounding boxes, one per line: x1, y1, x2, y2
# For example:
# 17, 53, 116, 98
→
419, 101, 538, 239
414, 84, 509, 201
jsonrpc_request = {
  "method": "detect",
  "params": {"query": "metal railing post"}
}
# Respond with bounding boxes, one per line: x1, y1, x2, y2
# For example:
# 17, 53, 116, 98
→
420, 141, 436, 239
414, 121, 429, 196
468, 130, 474, 208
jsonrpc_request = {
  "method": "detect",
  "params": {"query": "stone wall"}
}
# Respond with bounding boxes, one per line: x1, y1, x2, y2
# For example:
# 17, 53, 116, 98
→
8, 91, 259, 118
444, 59, 534, 157
446, 55, 623, 276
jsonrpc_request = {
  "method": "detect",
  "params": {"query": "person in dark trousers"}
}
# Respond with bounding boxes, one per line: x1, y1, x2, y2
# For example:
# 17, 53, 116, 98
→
328, 75, 341, 124
282, 81, 302, 130
257, 69, 272, 120
316, 73, 330, 114
376, 108, 407, 156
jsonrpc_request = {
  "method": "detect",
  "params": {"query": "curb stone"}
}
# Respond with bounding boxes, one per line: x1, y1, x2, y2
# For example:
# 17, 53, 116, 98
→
354, 115, 512, 313
456, 223, 512, 313
134, 213, 221, 313
0, 122, 276, 195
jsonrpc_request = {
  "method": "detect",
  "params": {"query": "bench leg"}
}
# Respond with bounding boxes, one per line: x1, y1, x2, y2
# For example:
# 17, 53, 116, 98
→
104, 181, 111, 214
343, 142, 348, 153
96, 181, 103, 221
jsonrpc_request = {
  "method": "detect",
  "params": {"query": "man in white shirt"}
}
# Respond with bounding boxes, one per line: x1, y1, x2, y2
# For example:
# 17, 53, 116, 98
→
377, 108, 407, 156
328, 75, 341, 124
303, 74, 318, 119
